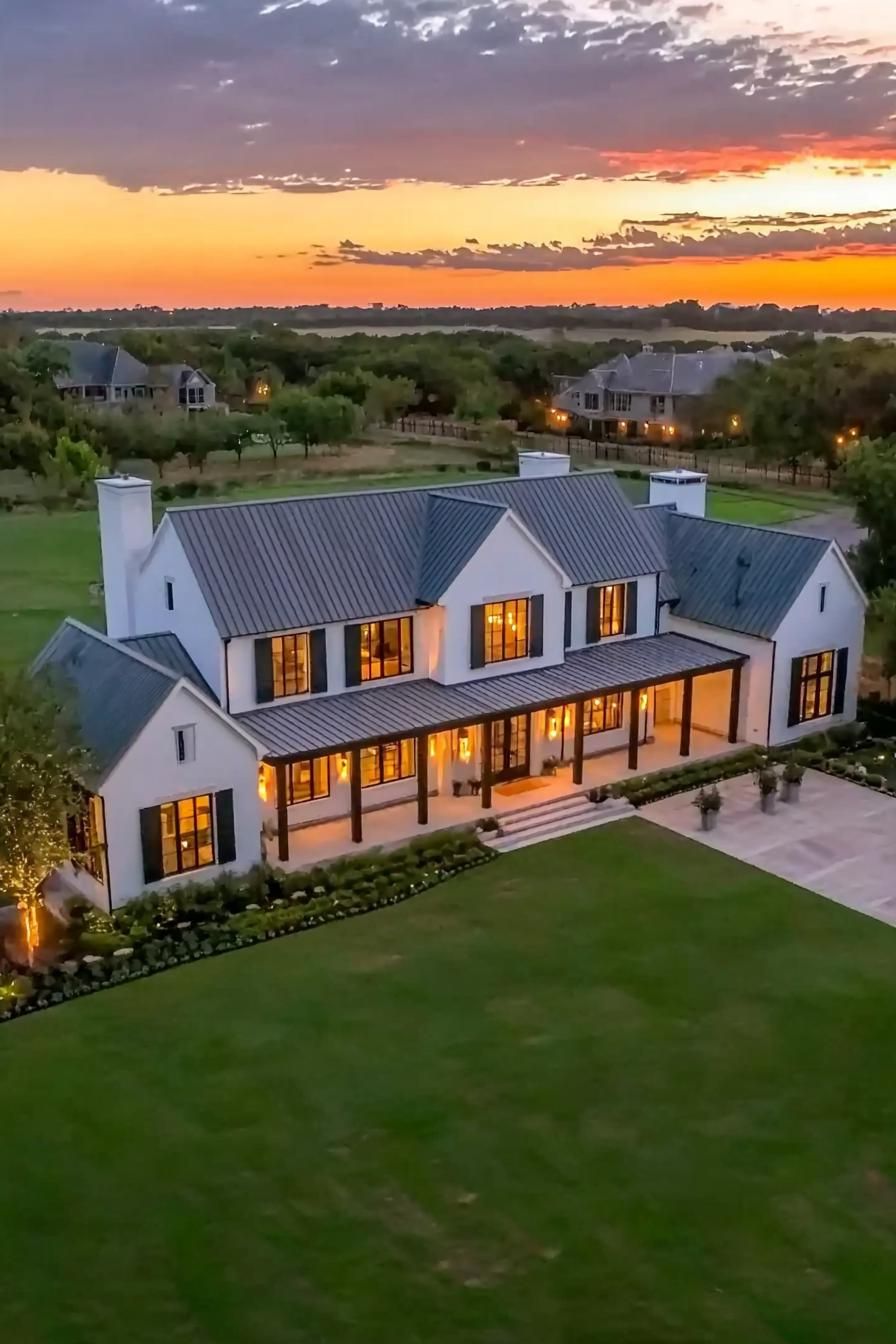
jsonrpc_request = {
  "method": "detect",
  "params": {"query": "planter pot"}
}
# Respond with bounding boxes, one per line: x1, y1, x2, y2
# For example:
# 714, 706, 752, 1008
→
781, 780, 801, 803
760, 792, 777, 814
699, 810, 719, 832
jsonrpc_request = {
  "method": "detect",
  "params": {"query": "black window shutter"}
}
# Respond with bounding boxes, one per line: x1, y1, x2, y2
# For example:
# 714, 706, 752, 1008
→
529, 594, 544, 658
309, 628, 328, 694
563, 590, 572, 649
215, 789, 236, 865
787, 657, 803, 727
344, 624, 362, 686
624, 581, 638, 635
833, 647, 849, 715
139, 806, 163, 885
254, 637, 274, 703
470, 605, 486, 669
586, 587, 600, 643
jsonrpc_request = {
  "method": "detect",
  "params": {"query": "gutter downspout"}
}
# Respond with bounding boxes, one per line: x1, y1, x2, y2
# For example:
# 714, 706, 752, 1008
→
765, 640, 777, 746
223, 638, 231, 714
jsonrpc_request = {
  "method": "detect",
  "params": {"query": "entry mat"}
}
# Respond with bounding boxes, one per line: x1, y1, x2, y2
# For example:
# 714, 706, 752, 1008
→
494, 777, 552, 797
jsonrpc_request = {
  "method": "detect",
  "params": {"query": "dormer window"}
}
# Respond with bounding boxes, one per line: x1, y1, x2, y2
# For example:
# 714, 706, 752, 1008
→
485, 599, 529, 664
359, 618, 413, 682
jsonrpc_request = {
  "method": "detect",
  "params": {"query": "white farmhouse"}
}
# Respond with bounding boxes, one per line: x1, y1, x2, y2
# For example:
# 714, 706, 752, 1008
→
35, 457, 865, 908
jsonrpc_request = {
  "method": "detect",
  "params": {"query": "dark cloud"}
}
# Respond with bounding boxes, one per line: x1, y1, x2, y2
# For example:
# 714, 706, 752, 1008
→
0, 0, 893, 193
315, 212, 896, 271
0, 290, 24, 299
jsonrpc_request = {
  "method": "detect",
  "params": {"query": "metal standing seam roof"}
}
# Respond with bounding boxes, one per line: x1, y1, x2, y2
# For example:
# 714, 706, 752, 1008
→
32, 620, 184, 784
166, 470, 668, 639
119, 632, 216, 700
236, 632, 745, 759
417, 494, 508, 603
663, 512, 830, 638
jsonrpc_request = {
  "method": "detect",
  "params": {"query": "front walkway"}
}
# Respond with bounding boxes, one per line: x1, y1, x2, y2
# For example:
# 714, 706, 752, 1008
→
642, 771, 896, 927
271, 726, 742, 868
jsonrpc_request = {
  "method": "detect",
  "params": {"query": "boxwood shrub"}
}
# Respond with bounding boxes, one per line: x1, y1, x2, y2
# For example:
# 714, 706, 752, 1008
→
0, 829, 494, 1026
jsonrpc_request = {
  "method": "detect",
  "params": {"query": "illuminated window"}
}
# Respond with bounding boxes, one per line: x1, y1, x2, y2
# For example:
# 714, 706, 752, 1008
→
272, 633, 309, 698
583, 694, 623, 735
360, 738, 416, 788
286, 756, 330, 805
67, 793, 107, 886
160, 794, 215, 877
796, 651, 834, 723
599, 585, 626, 638
360, 618, 413, 681
485, 598, 529, 664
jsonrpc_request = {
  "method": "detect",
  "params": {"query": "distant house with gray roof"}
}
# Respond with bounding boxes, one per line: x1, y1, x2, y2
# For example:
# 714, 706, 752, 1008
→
52, 340, 216, 412
33, 454, 864, 910
552, 346, 777, 443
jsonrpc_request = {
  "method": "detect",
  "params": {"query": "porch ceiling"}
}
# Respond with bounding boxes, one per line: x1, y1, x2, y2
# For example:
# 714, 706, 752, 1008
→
237, 632, 746, 762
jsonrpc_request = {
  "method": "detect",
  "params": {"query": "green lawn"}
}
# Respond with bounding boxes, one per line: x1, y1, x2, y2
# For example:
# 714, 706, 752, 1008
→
4, 821, 896, 1343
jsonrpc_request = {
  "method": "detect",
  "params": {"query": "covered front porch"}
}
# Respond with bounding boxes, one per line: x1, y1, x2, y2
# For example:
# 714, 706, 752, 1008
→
265, 724, 744, 868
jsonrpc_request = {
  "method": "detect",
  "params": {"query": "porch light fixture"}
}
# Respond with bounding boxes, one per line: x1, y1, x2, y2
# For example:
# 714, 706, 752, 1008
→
429, 736, 437, 757
458, 729, 471, 763
563, 707, 571, 730
338, 754, 349, 781
640, 692, 649, 710
547, 711, 559, 741
257, 766, 268, 802
618, 420, 627, 433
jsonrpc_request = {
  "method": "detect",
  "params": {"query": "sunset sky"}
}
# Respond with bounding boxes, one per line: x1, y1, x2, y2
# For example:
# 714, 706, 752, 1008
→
1, 0, 895, 310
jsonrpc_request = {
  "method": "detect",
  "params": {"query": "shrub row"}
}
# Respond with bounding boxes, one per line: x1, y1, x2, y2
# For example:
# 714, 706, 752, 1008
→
0, 830, 494, 1025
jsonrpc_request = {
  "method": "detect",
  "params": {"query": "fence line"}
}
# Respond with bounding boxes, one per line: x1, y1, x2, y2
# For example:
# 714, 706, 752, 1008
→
392, 417, 837, 492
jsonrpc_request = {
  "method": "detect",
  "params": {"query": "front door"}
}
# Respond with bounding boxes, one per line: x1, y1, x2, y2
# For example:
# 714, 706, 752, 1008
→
491, 714, 530, 783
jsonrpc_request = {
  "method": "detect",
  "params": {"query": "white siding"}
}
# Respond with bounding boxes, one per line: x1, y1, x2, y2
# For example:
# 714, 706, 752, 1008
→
567, 574, 658, 651
670, 615, 772, 745
133, 521, 225, 700
100, 684, 261, 907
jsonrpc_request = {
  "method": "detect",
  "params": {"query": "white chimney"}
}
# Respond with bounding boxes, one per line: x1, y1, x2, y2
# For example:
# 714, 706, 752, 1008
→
96, 475, 154, 638
518, 450, 571, 479
648, 468, 707, 518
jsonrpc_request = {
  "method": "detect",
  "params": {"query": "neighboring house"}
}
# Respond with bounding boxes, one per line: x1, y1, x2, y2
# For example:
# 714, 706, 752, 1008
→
52, 341, 217, 412
552, 346, 777, 442
34, 457, 865, 907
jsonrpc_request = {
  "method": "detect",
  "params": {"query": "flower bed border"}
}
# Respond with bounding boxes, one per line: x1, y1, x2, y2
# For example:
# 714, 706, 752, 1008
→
1, 837, 496, 1026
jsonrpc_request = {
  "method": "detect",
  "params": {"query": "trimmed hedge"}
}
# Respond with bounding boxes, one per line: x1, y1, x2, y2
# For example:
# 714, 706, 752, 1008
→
0, 830, 494, 1026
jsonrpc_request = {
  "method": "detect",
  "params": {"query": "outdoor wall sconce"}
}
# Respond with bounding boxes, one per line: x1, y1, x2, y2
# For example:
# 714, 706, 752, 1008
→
458, 729, 471, 763
257, 766, 268, 802
640, 692, 649, 711
338, 754, 349, 781
547, 711, 559, 741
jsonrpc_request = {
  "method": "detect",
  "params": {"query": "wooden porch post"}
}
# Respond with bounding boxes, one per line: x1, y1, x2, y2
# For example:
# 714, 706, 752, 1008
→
572, 699, 585, 786
417, 732, 429, 825
350, 746, 363, 844
628, 689, 640, 771
275, 762, 289, 863
481, 720, 493, 809
728, 664, 742, 744
679, 676, 694, 758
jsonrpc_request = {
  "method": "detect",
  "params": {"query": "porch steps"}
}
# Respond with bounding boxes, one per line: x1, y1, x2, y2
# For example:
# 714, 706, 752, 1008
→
485, 791, 634, 853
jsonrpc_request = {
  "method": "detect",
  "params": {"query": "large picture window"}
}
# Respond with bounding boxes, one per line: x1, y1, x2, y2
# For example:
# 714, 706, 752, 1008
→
272, 633, 309, 698
796, 651, 834, 722
583, 693, 623, 735
67, 794, 107, 886
360, 618, 413, 681
360, 738, 416, 788
286, 756, 330, 805
485, 598, 529, 664
599, 585, 626, 638
160, 794, 215, 877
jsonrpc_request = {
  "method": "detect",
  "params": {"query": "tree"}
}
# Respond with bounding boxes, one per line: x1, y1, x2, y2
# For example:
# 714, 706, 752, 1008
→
0, 420, 51, 477
363, 374, 418, 426
254, 412, 287, 461
213, 413, 258, 467
40, 432, 106, 501
310, 368, 375, 405
0, 672, 89, 963
454, 379, 505, 424
842, 436, 896, 589
870, 584, 896, 685
272, 389, 360, 458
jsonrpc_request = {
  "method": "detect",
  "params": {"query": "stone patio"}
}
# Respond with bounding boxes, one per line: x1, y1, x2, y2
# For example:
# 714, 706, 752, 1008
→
642, 770, 896, 927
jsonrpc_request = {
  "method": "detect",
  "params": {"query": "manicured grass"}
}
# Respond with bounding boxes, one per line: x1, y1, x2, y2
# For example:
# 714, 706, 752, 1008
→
707, 491, 809, 525
5, 820, 896, 1342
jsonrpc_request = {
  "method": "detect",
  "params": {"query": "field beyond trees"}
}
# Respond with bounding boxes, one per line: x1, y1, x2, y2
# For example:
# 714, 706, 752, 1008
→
5, 820, 896, 1343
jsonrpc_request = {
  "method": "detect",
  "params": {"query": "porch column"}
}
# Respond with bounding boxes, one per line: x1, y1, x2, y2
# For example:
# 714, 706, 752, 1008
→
572, 699, 585, 786
679, 676, 694, 758
350, 746, 363, 844
728, 664, 742, 744
275, 762, 289, 863
417, 732, 429, 825
481, 720, 493, 810
628, 689, 640, 771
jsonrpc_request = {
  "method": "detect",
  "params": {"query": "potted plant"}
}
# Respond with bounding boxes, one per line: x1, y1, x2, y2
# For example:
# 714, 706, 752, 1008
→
588, 785, 612, 806
755, 766, 779, 814
781, 758, 805, 803
451, 779, 464, 798
541, 755, 560, 777
692, 784, 722, 831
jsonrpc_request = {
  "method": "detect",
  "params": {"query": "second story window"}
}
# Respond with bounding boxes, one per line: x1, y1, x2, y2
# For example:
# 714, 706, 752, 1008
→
360, 617, 413, 682
600, 584, 626, 637
650, 395, 666, 416
272, 632, 309, 698
587, 582, 635, 642
485, 598, 529, 664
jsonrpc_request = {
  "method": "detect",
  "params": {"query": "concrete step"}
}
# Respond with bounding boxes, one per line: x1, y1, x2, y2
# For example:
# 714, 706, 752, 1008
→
486, 798, 633, 853
498, 794, 595, 835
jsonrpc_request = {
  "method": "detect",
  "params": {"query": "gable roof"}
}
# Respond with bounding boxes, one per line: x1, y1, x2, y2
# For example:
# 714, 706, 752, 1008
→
166, 470, 666, 638
119, 632, 216, 699
52, 340, 149, 389
663, 512, 829, 637
32, 620, 182, 783
559, 348, 776, 402
417, 495, 507, 603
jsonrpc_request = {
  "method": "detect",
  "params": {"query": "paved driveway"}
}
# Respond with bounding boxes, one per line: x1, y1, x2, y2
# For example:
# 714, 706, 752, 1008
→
642, 770, 896, 926
778, 507, 865, 554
